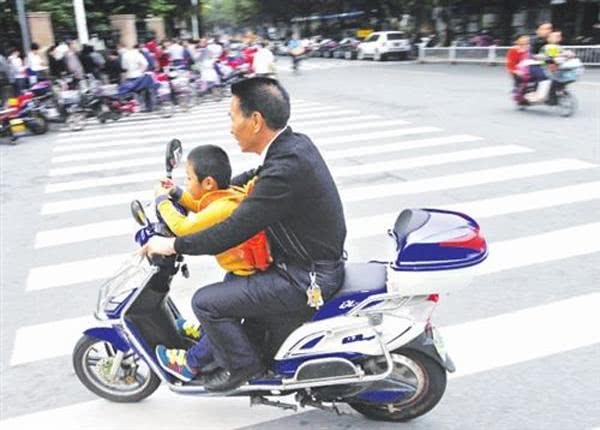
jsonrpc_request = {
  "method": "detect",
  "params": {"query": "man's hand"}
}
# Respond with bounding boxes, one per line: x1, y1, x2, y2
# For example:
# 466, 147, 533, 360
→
140, 236, 176, 258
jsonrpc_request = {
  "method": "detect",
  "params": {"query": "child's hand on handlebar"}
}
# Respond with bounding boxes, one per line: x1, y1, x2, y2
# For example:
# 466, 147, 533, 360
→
155, 178, 176, 198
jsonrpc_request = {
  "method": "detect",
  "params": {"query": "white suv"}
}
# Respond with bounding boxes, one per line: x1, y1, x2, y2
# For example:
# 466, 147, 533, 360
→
357, 31, 411, 61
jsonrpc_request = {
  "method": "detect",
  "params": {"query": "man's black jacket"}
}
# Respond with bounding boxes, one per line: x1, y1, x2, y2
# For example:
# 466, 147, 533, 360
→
174, 126, 347, 264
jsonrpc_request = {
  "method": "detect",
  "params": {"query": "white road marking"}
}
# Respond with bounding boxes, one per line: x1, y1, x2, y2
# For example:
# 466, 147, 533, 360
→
348, 181, 600, 239
0, 388, 298, 429
55, 104, 345, 144
34, 219, 139, 248
52, 110, 371, 152
41, 189, 154, 214
50, 119, 410, 164
323, 134, 483, 160
445, 293, 600, 378
332, 145, 532, 178
49, 126, 439, 164
341, 159, 596, 202
26, 253, 133, 291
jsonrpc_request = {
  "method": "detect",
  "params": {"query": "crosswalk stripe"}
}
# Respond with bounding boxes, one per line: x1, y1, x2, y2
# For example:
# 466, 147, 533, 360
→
50, 126, 440, 164
53, 114, 383, 153
41, 190, 154, 214
53, 99, 311, 133
52, 110, 370, 152
0, 387, 297, 428
48, 136, 489, 180
50, 119, 411, 164
44, 173, 177, 195
479, 221, 600, 274
444, 292, 600, 378
322, 134, 483, 160
331, 145, 532, 178
341, 159, 596, 202
55, 105, 344, 144
348, 181, 600, 239
34, 219, 138, 248
26, 253, 132, 291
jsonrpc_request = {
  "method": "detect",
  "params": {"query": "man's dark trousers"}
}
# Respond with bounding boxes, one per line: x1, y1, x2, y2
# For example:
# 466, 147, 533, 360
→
191, 261, 344, 372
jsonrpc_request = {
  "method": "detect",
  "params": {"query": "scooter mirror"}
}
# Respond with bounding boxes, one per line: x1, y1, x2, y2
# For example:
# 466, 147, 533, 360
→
165, 139, 183, 179
130, 200, 149, 227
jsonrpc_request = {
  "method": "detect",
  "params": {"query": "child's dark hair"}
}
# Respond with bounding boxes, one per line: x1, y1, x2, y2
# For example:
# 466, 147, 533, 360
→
187, 145, 231, 189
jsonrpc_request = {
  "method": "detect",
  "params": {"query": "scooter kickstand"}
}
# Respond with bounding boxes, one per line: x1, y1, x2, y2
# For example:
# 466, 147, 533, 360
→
250, 395, 298, 412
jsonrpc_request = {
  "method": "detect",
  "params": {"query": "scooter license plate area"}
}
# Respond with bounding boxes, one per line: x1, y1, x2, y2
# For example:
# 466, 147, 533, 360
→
9, 119, 26, 135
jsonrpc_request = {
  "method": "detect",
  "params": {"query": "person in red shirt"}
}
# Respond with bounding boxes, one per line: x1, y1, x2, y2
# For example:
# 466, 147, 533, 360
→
506, 35, 531, 102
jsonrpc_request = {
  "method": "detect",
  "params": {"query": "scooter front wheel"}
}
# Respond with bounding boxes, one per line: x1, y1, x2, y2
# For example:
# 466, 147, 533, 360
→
348, 349, 446, 422
73, 335, 161, 402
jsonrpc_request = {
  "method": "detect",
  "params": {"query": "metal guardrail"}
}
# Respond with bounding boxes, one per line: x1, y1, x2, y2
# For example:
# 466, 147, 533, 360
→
418, 45, 600, 67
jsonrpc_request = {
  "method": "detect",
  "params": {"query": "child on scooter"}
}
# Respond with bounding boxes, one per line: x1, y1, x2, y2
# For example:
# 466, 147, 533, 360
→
153, 144, 271, 381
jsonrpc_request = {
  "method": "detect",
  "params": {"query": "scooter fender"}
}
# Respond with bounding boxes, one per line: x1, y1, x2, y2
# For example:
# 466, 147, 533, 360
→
403, 329, 455, 373
84, 327, 130, 352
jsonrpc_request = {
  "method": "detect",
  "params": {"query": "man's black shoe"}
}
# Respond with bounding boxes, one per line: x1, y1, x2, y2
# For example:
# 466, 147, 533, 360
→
203, 366, 264, 392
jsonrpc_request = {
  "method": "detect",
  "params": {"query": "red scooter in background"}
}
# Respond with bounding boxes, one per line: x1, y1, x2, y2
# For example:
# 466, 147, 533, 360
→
0, 93, 49, 145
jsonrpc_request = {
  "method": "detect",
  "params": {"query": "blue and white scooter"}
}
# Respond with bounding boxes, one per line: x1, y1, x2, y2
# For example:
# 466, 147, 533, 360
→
73, 139, 488, 422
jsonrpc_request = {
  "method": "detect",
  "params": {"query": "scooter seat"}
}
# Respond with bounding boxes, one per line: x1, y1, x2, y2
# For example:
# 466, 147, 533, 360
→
330, 263, 387, 300
312, 263, 387, 321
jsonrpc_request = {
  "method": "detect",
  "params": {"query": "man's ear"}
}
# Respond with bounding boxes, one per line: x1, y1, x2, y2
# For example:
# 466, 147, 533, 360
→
251, 111, 264, 134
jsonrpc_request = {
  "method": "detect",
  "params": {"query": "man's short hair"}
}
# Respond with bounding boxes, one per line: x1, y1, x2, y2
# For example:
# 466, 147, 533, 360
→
187, 145, 232, 189
231, 77, 290, 130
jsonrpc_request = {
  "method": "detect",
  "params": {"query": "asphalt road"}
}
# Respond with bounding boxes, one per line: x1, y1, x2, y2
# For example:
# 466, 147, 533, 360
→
1, 58, 599, 429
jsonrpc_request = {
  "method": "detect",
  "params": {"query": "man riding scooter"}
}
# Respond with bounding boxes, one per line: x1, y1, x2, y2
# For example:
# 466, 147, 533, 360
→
142, 77, 347, 391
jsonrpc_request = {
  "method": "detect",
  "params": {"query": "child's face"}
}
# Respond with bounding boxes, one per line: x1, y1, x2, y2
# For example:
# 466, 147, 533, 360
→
186, 160, 209, 200
548, 32, 562, 44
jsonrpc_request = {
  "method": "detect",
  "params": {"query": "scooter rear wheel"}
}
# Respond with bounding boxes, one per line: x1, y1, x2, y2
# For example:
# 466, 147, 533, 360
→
348, 349, 446, 422
557, 91, 576, 117
73, 335, 161, 402
28, 112, 49, 135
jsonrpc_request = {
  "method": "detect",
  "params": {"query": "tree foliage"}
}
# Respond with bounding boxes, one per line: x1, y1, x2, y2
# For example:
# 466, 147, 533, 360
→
26, 0, 178, 32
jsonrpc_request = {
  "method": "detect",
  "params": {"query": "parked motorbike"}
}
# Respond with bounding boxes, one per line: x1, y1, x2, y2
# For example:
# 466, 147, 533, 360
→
1, 93, 49, 141
165, 67, 193, 112
0, 106, 19, 145
97, 74, 175, 123
515, 58, 584, 117
74, 139, 488, 422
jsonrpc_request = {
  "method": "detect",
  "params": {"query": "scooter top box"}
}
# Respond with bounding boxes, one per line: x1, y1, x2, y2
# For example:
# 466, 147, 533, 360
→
390, 208, 488, 272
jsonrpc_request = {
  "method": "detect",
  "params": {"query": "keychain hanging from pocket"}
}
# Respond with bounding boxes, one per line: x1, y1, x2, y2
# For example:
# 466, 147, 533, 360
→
306, 271, 324, 309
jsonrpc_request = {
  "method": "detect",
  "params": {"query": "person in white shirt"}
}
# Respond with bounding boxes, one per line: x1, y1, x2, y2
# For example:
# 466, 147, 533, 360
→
8, 48, 27, 93
166, 39, 185, 67
121, 47, 148, 79
26, 42, 47, 84
252, 42, 275, 77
